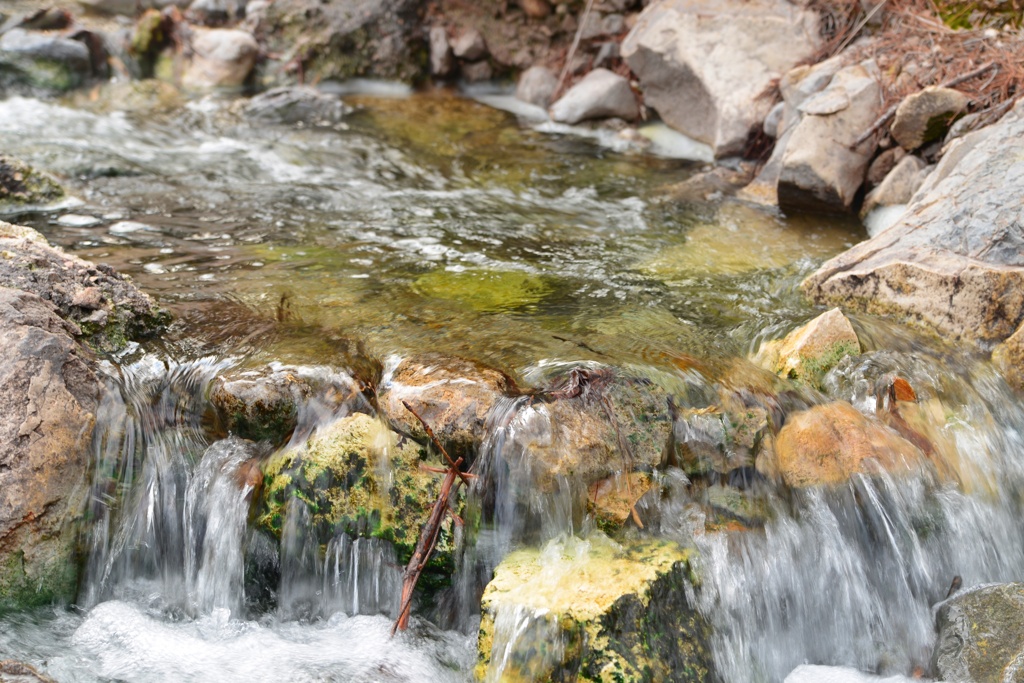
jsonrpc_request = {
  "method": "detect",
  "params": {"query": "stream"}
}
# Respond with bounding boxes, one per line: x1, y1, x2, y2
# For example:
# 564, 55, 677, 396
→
2, 83, 1023, 682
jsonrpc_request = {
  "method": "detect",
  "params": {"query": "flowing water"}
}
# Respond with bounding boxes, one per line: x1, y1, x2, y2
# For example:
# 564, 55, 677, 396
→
1, 83, 1022, 682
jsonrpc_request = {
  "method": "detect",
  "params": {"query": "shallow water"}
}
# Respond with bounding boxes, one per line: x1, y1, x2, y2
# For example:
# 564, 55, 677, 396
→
1, 82, 1021, 682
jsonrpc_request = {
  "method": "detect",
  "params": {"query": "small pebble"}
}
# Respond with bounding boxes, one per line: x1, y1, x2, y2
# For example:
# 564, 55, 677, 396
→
57, 214, 102, 228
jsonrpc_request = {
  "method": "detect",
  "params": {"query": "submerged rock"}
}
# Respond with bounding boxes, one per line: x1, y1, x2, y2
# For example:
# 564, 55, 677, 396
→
476, 537, 712, 682
0, 221, 168, 352
891, 86, 969, 151
772, 402, 925, 487
778, 61, 884, 213
803, 98, 1024, 344
549, 68, 638, 124
257, 413, 459, 593
622, 0, 822, 157
932, 583, 1024, 683
0, 157, 64, 211
377, 355, 512, 460
754, 308, 861, 387
0, 660, 59, 683
0, 289, 98, 610
241, 86, 349, 125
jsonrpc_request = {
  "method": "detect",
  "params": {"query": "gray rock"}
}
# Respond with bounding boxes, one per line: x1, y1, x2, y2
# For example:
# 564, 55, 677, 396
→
622, 0, 822, 157
74, 0, 139, 15
549, 67, 637, 124
594, 41, 620, 69
860, 154, 926, 218
0, 221, 168, 352
0, 288, 97, 611
260, 0, 423, 85
778, 61, 883, 213
461, 59, 493, 83
242, 86, 348, 124
803, 98, 1024, 344
182, 28, 258, 90
0, 28, 92, 93
187, 0, 241, 26
932, 583, 1024, 683
429, 25, 453, 77
516, 64, 557, 108
865, 146, 906, 187
452, 27, 487, 62
891, 86, 969, 151
762, 101, 785, 138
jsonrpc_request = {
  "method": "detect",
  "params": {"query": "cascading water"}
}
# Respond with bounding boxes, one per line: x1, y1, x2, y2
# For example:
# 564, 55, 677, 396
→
4, 86, 1024, 683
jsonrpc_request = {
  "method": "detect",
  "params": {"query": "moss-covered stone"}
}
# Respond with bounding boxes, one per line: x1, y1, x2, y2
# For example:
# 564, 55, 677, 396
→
414, 268, 552, 314
0, 548, 78, 613
932, 582, 1024, 682
257, 413, 461, 596
0, 157, 64, 210
754, 308, 861, 388
476, 537, 713, 682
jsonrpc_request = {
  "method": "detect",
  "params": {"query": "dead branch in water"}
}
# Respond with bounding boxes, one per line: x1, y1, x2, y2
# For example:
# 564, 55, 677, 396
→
391, 401, 470, 634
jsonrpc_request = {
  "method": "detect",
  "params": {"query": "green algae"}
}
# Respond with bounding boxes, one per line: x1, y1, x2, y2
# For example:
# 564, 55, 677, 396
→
413, 268, 552, 313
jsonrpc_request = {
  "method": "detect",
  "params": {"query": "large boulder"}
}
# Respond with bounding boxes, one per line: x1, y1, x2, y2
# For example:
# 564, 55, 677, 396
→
777, 61, 884, 213
0, 221, 168, 352
932, 583, 1024, 683
621, 0, 822, 157
772, 402, 925, 487
258, 0, 425, 86
803, 98, 1024, 344
476, 537, 712, 682
0, 288, 98, 610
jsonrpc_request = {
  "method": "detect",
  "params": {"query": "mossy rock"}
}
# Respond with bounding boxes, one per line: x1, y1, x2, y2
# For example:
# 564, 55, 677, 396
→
933, 583, 1024, 682
754, 308, 861, 388
0, 156, 64, 210
476, 537, 713, 682
257, 413, 461, 596
0, 546, 78, 614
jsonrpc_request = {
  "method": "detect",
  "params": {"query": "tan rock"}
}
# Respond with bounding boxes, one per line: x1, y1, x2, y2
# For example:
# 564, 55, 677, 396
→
755, 307, 860, 385
588, 471, 652, 529
773, 402, 925, 487
891, 86, 969, 151
182, 28, 258, 90
993, 322, 1024, 391
377, 355, 513, 459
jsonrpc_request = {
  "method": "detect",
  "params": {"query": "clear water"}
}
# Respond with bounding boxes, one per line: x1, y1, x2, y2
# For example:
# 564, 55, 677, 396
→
1, 83, 1022, 682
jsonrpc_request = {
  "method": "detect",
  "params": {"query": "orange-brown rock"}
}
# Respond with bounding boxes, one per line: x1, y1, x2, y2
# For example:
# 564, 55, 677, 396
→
773, 401, 925, 487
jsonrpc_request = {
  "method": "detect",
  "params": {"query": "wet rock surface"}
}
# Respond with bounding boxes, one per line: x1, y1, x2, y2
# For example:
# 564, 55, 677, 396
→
932, 583, 1024, 683
772, 401, 925, 487
0, 288, 98, 610
804, 98, 1024, 344
755, 307, 861, 387
0, 27, 92, 93
0, 221, 168, 352
377, 355, 513, 460
476, 537, 712, 682
622, 0, 822, 157
257, 412, 459, 595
